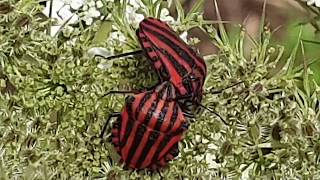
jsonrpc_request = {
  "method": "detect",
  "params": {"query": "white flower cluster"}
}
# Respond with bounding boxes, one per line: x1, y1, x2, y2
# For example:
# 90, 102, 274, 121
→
43, 0, 104, 27
301, 0, 320, 7
126, 0, 175, 27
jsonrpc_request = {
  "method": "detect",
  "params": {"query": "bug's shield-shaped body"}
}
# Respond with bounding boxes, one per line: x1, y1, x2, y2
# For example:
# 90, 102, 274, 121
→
111, 82, 189, 169
137, 17, 207, 104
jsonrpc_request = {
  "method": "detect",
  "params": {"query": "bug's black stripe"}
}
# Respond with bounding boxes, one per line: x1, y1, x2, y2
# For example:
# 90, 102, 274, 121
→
151, 133, 169, 164
156, 82, 167, 99
167, 102, 179, 133
149, 103, 178, 165
159, 48, 189, 82
142, 21, 206, 76
166, 82, 173, 99
126, 94, 160, 164
142, 25, 191, 75
125, 123, 147, 165
136, 93, 152, 118
138, 29, 171, 81
120, 96, 135, 149
135, 129, 161, 168
154, 101, 169, 131
141, 95, 160, 126
169, 143, 179, 158
149, 19, 207, 71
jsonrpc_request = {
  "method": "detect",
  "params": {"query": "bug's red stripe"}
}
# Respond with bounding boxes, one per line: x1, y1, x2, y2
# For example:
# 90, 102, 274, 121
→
124, 92, 158, 164
131, 93, 145, 119
157, 49, 188, 95
138, 102, 174, 168
134, 93, 152, 122
140, 24, 193, 74
170, 107, 185, 132
119, 107, 129, 143
160, 102, 175, 132
139, 133, 165, 168
121, 93, 153, 161
137, 30, 162, 63
145, 18, 207, 72
121, 121, 140, 164
134, 97, 170, 167
140, 19, 206, 75
130, 98, 166, 166
158, 134, 183, 160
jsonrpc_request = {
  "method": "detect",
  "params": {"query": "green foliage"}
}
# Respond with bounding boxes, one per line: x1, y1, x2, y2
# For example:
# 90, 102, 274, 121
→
0, 0, 319, 179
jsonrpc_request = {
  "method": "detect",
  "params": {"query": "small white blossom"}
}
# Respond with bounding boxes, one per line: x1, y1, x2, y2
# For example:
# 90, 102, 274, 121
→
87, 0, 95, 7
62, 25, 74, 37
179, 31, 188, 43
301, 0, 320, 7
128, 0, 145, 9
88, 47, 112, 58
70, 0, 84, 10
58, 5, 79, 24
125, 5, 144, 27
82, 4, 89, 11
88, 7, 101, 17
110, 31, 126, 43
87, 47, 114, 70
83, 16, 93, 25
96, 1, 103, 8
160, 8, 175, 23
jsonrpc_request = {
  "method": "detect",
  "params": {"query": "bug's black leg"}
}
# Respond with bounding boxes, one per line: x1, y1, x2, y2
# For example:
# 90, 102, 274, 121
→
102, 90, 142, 98
197, 103, 228, 126
207, 81, 244, 94
157, 169, 164, 179
100, 112, 121, 138
102, 82, 161, 97
95, 50, 144, 60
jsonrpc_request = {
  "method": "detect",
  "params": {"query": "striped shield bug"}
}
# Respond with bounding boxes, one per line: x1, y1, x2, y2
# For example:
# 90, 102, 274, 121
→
100, 81, 189, 169
137, 17, 207, 105
103, 17, 208, 119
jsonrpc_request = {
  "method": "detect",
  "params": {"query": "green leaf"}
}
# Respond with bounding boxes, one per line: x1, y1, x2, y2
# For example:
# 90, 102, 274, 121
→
92, 20, 113, 44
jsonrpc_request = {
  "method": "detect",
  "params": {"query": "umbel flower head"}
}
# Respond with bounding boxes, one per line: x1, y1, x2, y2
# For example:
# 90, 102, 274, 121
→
301, 0, 320, 7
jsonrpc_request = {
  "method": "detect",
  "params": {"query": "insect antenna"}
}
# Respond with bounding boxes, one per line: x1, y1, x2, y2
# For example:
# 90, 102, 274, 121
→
206, 81, 244, 94
96, 50, 144, 60
197, 103, 228, 125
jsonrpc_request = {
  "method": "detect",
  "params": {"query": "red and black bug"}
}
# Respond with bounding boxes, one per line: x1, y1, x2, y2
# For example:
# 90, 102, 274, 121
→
105, 17, 207, 107
99, 17, 233, 169
137, 17, 207, 105
100, 81, 189, 169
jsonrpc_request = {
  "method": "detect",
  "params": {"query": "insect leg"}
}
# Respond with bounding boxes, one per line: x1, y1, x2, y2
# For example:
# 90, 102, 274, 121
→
197, 103, 228, 126
100, 112, 121, 138
98, 50, 144, 60
102, 90, 142, 98
207, 81, 244, 94
102, 83, 161, 97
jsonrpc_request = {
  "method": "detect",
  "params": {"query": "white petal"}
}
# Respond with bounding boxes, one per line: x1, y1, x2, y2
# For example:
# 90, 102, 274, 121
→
88, 1, 95, 7
96, 1, 103, 8
129, 0, 144, 8
83, 4, 89, 11
70, 0, 84, 10
58, 5, 73, 20
97, 62, 113, 70
307, 0, 315, 5
160, 8, 170, 17
179, 31, 188, 43
69, 14, 79, 24
85, 17, 93, 25
88, 8, 101, 17
88, 47, 112, 58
